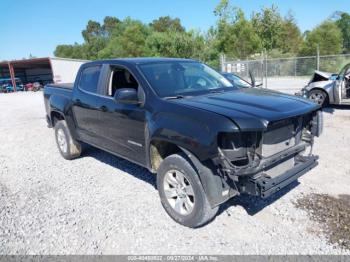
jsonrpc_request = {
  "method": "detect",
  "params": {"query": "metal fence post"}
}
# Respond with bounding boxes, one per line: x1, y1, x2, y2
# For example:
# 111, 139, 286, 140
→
220, 53, 225, 72
316, 44, 320, 70
264, 50, 268, 88
260, 53, 265, 87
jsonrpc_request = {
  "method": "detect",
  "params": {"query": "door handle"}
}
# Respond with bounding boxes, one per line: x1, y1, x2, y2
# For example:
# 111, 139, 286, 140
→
100, 105, 108, 112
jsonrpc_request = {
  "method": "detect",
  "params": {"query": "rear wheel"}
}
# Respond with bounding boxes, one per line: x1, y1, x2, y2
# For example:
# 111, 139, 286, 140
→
157, 153, 219, 228
54, 120, 82, 160
309, 89, 328, 107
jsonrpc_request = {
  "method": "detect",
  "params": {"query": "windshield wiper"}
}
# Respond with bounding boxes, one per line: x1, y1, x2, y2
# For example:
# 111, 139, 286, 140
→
163, 95, 186, 100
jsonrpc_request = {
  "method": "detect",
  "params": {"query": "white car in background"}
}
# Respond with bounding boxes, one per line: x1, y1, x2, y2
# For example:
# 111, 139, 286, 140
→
297, 63, 350, 107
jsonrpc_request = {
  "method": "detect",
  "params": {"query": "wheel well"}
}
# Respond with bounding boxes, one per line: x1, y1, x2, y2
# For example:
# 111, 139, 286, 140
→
310, 88, 329, 104
150, 140, 182, 172
51, 111, 64, 126
310, 88, 329, 98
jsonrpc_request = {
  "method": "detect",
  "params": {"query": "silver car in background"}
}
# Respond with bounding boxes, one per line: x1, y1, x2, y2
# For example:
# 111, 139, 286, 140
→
297, 63, 350, 107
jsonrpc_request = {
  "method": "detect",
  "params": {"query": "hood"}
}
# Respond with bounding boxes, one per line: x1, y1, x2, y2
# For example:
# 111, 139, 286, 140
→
314, 70, 333, 79
175, 88, 319, 131
309, 70, 337, 83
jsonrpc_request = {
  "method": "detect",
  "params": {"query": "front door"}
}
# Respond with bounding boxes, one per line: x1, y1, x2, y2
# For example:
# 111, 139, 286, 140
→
338, 64, 350, 104
97, 64, 147, 166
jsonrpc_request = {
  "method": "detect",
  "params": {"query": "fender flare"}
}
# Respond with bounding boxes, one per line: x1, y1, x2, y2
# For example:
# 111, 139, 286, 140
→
179, 147, 237, 208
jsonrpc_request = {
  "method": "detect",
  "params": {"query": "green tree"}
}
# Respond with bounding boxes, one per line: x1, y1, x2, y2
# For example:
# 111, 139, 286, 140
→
336, 12, 350, 52
150, 16, 185, 32
214, 0, 261, 59
251, 5, 284, 51
300, 21, 343, 55
98, 19, 149, 58
54, 43, 87, 59
200, 27, 221, 68
145, 30, 203, 58
102, 16, 120, 37
82, 20, 103, 42
279, 12, 303, 54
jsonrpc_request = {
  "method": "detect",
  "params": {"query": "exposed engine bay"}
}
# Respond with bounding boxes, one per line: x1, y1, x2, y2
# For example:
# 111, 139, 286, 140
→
215, 110, 323, 198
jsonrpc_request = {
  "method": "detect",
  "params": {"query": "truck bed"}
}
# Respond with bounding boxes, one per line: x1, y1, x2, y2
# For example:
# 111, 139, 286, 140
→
43, 83, 74, 127
47, 83, 74, 89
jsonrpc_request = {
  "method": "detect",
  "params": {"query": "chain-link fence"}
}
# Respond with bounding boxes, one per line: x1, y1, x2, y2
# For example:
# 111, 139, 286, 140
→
221, 56, 265, 84
221, 53, 350, 93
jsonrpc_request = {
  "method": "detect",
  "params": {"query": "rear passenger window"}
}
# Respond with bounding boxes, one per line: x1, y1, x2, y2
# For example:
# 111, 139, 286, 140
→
78, 66, 101, 93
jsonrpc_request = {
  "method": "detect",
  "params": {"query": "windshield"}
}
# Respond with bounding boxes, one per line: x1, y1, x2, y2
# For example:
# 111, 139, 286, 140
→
223, 73, 252, 88
138, 61, 234, 98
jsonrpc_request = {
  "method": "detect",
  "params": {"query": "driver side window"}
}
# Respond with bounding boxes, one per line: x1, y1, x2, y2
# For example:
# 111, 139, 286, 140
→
107, 67, 139, 97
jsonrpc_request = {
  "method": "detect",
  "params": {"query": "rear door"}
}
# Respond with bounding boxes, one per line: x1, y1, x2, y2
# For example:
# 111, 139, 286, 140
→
72, 64, 107, 145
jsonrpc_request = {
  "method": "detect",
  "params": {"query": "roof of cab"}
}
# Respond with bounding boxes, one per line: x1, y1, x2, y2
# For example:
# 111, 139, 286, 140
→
85, 57, 198, 66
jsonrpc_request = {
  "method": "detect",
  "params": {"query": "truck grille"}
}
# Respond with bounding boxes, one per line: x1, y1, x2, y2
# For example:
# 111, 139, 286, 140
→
261, 117, 304, 178
262, 124, 295, 157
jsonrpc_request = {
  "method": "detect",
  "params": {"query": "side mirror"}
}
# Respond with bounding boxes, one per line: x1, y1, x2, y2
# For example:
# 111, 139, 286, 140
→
114, 88, 139, 104
249, 69, 255, 87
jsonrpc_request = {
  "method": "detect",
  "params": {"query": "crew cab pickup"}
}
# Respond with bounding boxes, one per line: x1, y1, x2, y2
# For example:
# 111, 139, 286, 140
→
44, 58, 323, 227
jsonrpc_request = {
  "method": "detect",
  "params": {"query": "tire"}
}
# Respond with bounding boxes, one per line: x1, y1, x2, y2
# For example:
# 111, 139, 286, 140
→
309, 89, 328, 107
54, 120, 82, 160
157, 153, 219, 228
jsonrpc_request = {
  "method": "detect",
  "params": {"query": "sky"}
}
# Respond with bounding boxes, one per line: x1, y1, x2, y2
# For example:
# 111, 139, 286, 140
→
1, 0, 349, 61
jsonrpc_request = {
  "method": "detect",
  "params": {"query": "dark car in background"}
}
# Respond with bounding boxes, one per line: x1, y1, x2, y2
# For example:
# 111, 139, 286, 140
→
222, 72, 262, 89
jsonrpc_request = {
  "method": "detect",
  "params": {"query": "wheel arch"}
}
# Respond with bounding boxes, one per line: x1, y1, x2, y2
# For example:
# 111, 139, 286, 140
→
50, 110, 65, 126
309, 87, 330, 105
149, 139, 234, 208
149, 139, 183, 172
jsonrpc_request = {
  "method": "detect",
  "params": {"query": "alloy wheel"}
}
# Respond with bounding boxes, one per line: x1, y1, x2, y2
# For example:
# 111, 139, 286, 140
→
163, 169, 195, 215
57, 129, 67, 153
309, 91, 326, 105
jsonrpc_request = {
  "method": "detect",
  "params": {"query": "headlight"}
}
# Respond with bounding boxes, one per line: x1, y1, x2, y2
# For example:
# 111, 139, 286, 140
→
218, 132, 261, 166
295, 88, 308, 98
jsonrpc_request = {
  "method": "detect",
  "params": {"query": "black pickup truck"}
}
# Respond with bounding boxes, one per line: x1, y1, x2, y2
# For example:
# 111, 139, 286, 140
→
44, 58, 323, 227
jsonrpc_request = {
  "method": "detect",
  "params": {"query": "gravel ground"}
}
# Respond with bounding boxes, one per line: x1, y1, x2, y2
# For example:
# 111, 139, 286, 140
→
265, 77, 309, 94
0, 92, 350, 255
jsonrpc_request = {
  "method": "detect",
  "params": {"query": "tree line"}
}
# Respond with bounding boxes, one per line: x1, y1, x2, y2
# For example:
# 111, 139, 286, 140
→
54, 0, 350, 68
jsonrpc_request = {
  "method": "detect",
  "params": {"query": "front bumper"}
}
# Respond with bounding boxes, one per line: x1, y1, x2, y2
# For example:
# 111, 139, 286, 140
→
295, 88, 308, 98
238, 154, 318, 198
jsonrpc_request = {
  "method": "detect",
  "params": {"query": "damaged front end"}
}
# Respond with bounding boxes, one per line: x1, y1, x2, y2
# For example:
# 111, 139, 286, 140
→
296, 70, 337, 98
214, 111, 323, 199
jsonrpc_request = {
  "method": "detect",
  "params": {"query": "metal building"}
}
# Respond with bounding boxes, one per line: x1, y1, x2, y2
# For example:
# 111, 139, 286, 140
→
0, 57, 88, 91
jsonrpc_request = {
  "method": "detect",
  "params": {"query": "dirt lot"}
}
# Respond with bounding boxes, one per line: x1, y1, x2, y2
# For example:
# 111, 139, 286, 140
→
0, 92, 350, 254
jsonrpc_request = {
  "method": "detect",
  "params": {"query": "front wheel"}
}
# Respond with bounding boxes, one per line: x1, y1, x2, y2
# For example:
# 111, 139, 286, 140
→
309, 89, 328, 107
157, 153, 219, 228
